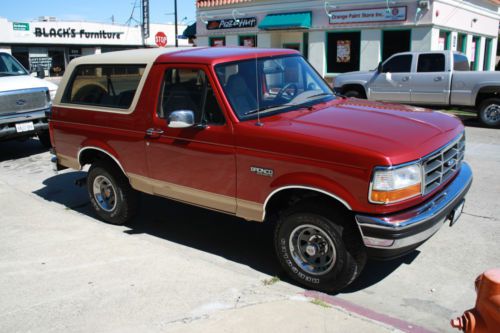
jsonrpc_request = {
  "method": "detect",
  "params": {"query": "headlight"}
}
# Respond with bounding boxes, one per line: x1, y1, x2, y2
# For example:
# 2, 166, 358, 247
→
49, 89, 57, 101
370, 163, 422, 204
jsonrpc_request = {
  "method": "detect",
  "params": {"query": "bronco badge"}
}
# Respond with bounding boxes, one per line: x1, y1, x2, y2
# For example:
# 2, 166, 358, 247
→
250, 166, 274, 177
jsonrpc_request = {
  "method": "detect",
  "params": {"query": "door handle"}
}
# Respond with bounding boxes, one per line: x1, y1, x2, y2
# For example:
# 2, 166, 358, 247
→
402, 76, 410, 82
145, 128, 164, 138
434, 76, 443, 81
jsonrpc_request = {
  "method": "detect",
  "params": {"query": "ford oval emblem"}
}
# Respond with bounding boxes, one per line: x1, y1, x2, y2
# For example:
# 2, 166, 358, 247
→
16, 99, 27, 106
446, 159, 455, 167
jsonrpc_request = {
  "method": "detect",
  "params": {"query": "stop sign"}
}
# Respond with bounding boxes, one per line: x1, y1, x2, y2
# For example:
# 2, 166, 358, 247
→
155, 32, 167, 47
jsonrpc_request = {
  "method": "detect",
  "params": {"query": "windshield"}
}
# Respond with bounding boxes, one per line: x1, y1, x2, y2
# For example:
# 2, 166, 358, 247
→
0, 53, 29, 77
215, 55, 334, 120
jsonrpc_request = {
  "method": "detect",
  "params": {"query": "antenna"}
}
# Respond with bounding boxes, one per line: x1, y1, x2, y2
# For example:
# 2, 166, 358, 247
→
255, 53, 263, 127
125, 0, 141, 26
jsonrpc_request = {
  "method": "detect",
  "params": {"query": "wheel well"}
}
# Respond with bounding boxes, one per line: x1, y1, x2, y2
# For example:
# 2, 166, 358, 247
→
264, 188, 351, 222
475, 87, 500, 108
79, 149, 126, 177
341, 84, 367, 98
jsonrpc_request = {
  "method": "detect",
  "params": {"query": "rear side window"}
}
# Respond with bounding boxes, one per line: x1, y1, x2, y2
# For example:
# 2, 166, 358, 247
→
453, 54, 470, 71
417, 54, 445, 72
62, 64, 146, 109
382, 55, 412, 73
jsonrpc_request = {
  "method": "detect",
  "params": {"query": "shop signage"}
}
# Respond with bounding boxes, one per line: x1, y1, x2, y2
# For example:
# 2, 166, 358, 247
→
142, 0, 150, 38
29, 57, 52, 72
329, 6, 407, 24
33, 27, 124, 39
69, 47, 82, 56
207, 17, 257, 30
13, 22, 30, 31
155, 31, 167, 47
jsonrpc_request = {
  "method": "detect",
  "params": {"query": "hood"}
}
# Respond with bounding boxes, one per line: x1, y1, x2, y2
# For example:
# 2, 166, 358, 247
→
239, 99, 463, 166
0, 75, 58, 92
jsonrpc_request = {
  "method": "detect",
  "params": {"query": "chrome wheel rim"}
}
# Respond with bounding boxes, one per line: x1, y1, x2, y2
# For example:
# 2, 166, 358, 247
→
484, 104, 500, 123
92, 175, 117, 212
289, 224, 337, 276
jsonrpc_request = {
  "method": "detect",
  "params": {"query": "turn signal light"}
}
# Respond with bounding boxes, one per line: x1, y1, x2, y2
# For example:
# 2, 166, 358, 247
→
370, 183, 421, 204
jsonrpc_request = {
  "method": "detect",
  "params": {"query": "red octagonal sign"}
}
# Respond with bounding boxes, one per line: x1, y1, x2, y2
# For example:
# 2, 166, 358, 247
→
155, 32, 167, 47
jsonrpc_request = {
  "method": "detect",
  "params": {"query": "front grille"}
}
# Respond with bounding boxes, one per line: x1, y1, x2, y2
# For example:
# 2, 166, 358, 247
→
422, 134, 465, 195
0, 88, 50, 115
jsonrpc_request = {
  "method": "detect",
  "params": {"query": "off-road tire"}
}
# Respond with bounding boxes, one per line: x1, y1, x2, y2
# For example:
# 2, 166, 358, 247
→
87, 161, 138, 225
274, 200, 366, 292
478, 98, 500, 127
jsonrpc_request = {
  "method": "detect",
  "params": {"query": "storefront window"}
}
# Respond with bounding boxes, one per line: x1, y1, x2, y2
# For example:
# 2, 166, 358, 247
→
471, 36, 481, 70
239, 35, 257, 47
483, 38, 492, 71
457, 33, 467, 53
439, 31, 451, 50
382, 30, 411, 61
210, 37, 226, 47
326, 31, 360, 73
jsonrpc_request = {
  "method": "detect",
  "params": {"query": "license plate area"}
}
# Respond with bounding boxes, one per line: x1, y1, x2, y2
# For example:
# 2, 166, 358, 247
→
15, 121, 35, 133
449, 199, 465, 227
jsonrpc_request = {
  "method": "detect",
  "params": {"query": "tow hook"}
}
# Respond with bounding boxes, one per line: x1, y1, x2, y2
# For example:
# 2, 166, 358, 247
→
451, 268, 500, 332
74, 177, 87, 187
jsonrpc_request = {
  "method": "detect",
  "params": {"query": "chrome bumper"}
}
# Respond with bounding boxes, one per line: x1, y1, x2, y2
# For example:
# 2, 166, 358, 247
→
355, 162, 472, 257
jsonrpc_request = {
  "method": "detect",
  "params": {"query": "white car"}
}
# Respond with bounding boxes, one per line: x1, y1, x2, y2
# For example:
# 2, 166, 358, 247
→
0, 52, 58, 147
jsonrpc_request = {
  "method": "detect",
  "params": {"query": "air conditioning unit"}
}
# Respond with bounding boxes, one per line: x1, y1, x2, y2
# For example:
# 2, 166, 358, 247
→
418, 0, 430, 10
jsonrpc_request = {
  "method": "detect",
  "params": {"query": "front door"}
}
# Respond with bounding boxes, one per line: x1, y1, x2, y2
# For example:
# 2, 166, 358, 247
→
145, 65, 236, 213
369, 54, 413, 103
411, 53, 451, 105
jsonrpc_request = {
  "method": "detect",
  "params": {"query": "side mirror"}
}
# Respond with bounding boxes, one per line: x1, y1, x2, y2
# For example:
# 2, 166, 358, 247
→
168, 110, 195, 128
377, 62, 383, 73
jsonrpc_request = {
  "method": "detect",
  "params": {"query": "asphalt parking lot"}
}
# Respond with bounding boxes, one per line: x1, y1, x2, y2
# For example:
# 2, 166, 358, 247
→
0, 114, 499, 333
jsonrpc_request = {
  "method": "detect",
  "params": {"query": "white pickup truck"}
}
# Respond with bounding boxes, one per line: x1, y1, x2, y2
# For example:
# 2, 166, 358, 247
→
333, 51, 500, 127
0, 52, 58, 147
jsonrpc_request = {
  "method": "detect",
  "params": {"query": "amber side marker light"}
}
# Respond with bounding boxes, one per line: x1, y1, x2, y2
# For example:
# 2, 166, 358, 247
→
370, 183, 421, 204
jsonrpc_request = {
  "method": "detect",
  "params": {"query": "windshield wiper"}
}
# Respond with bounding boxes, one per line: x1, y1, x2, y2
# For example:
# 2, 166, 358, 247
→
243, 103, 297, 116
0, 72, 22, 77
307, 92, 333, 99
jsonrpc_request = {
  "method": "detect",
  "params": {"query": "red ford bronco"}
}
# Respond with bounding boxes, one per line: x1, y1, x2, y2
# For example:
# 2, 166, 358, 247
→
49, 47, 472, 292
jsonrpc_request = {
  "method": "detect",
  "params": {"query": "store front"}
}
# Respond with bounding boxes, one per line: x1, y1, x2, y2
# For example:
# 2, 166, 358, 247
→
0, 18, 190, 77
195, 0, 500, 77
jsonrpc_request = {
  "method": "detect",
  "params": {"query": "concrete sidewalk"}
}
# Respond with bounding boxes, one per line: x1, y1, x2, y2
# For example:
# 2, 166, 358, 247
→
0, 175, 404, 333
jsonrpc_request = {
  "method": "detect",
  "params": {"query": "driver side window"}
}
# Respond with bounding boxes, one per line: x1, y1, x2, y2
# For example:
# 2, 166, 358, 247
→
158, 68, 225, 125
382, 55, 412, 73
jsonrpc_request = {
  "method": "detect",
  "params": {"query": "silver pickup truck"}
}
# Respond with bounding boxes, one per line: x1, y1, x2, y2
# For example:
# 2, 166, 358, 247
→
333, 51, 500, 127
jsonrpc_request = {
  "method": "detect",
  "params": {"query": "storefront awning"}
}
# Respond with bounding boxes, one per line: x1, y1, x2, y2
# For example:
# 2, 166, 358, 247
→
182, 23, 196, 38
258, 12, 311, 30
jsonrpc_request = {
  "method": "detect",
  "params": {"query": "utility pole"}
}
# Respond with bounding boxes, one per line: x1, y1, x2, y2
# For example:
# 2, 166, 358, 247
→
174, 0, 178, 47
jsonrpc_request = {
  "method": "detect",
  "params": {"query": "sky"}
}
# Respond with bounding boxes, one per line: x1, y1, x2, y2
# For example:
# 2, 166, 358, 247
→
1, 0, 197, 26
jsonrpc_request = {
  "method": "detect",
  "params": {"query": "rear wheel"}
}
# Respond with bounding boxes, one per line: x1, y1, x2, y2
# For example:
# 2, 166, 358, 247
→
274, 200, 366, 292
87, 161, 138, 225
479, 98, 500, 127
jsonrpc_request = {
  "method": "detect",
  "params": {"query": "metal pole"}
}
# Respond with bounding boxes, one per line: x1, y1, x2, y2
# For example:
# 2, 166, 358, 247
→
174, 0, 178, 47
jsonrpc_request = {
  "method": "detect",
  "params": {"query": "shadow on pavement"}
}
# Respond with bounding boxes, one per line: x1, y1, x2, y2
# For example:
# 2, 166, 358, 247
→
34, 170, 415, 291
0, 138, 47, 162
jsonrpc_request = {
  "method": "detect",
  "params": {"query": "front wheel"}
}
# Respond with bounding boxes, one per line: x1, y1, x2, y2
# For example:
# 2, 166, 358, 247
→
87, 161, 138, 225
274, 201, 366, 292
479, 98, 500, 127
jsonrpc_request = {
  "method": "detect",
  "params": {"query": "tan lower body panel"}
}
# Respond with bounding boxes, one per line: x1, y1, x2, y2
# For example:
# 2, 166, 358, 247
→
128, 173, 264, 222
57, 153, 80, 170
